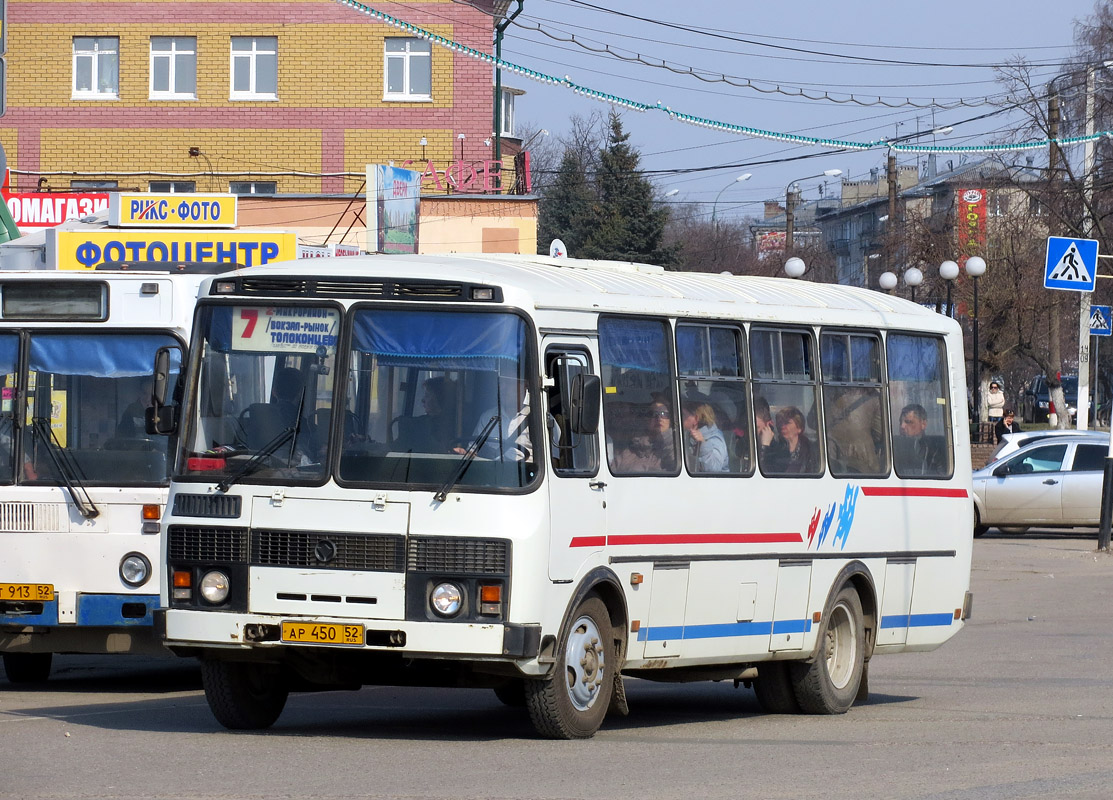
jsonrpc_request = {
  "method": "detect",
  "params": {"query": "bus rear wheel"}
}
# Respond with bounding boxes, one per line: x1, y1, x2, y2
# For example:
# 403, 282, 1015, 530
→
201, 660, 289, 730
2, 652, 52, 684
790, 585, 864, 714
525, 596, 615, 739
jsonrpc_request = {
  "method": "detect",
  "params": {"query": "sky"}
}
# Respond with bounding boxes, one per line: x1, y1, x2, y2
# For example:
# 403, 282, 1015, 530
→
496, 0, 1103, 227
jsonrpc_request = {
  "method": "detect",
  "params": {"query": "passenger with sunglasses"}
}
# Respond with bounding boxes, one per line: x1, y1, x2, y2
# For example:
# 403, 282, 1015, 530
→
986, 381, 1006, 423
611, 394, 678, 473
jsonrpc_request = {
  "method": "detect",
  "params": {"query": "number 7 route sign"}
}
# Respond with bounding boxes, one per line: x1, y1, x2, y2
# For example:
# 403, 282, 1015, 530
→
1045, 236, 1099, 292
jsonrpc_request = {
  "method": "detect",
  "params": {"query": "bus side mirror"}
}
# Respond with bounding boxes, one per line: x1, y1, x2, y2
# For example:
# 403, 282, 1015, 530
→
568, 373, 600, 435
147, 345, 181, 436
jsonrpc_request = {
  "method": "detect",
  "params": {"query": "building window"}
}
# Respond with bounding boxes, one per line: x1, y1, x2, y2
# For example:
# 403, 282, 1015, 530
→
500, 90, 516, 137
70, 180, 118, 190
989, 192, 1009, 217
149, 181, 196, 193
229, 181, 277, 195
150, 37, 197, 99
1029, 195, 1047, 217
230, 36, 278, 100
384, 38, 431, 100
73, 37, 119, 99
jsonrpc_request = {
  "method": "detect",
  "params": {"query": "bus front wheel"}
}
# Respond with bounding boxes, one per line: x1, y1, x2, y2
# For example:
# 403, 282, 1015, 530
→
790, 585, 865, 714
525, 596, 615, 739
2, 652, 52, 684
201, 660, 289, 730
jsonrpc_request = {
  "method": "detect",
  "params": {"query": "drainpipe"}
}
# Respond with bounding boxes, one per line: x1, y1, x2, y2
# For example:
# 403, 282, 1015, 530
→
493, 0, 524, 191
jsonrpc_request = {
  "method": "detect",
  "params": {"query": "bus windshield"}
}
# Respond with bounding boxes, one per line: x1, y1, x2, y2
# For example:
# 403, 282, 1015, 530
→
179, 304, 538, 492
179, 304, 339, 484
336, 308, 537, 492
20, 332, 180, 486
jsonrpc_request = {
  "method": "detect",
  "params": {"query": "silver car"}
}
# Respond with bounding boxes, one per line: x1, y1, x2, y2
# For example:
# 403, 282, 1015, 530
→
972, 435, 1111, 536
990, 429, 1108, 463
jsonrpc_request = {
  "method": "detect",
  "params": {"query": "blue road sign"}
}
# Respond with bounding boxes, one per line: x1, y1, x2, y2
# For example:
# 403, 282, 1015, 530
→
1045, 236, 1099, 292
1091, 304, 1112, 337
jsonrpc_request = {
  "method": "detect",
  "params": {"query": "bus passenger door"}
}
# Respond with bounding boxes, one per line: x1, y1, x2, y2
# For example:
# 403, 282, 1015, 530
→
769, 563, 811, 652
545, 345, 607, 581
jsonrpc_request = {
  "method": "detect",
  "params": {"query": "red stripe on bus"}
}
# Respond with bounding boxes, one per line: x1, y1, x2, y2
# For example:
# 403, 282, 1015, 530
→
860, 486, 969, 498
571, 532, 803, 547
569, 536, 607, 548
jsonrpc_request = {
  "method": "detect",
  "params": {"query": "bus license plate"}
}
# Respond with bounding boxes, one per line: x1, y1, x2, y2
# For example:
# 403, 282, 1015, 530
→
280, 621, 363, 646
0, 583, 55, 601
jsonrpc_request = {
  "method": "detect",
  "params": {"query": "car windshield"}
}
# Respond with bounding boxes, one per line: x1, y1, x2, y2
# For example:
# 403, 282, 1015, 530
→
178, 304, 339, 484
1062, 376, 1078, 400
17, 332, 180, 486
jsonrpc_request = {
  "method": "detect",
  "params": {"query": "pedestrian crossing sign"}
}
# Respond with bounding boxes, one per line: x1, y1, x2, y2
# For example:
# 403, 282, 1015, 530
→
1091, 304, 1112, 337
1045, 235, 1099, 292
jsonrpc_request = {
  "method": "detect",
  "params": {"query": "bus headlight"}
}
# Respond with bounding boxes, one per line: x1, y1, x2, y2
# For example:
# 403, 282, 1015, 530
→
199, 570, 231, 604
430, 582, 463, 617
119, 553, 151, 587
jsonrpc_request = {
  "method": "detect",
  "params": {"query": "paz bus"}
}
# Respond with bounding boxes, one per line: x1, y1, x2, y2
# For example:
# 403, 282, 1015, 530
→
0, 264, 224, 682
152, 254, 974, 738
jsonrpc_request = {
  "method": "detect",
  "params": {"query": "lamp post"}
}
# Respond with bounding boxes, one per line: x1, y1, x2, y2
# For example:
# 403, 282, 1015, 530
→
785, 169, 842, 253
878, 271, 898, 292
965, 255, 987, 424
939, 259, 959, 317
903, 267, 924, 304
711, 173, 752, 226
784, 257, 806, 278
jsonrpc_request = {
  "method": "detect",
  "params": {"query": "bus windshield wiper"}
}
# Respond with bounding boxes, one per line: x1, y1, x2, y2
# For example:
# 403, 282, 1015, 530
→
216, 426, 295, 493
31, 417, 99, 519
434, 415, 498, 503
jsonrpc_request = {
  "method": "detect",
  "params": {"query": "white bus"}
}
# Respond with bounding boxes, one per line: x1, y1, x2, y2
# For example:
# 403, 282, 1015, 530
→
154, 255, 974, 738
0, 265, 223, 682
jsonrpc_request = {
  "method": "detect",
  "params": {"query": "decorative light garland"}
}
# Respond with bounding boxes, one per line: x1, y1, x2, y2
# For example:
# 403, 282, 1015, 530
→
335, 0, 1113, 156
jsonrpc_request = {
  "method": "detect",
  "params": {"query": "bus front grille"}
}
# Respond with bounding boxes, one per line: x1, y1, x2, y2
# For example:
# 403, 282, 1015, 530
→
168, 525, 249, 562
407, 536, 509, 575
172, 493, 242, 519
0, 502, 63, 532
252, 529, 405, 571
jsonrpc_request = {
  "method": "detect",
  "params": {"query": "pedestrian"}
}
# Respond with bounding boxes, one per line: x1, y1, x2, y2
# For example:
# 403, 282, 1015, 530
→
986, 381, 1006, 424
994, 408, 1022, 444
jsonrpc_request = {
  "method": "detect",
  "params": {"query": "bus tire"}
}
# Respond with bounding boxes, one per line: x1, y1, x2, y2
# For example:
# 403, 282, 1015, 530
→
2, 652, 52, 684
201, 660, 289, 730
790, 585, 864, 714
753, 661, 800, 714
525, 596, 615, 739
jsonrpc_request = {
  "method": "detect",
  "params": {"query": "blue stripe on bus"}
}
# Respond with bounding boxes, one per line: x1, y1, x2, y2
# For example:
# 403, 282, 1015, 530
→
637, 618, 811, 642
880, 612, 955, 629
0, 595, 157, 627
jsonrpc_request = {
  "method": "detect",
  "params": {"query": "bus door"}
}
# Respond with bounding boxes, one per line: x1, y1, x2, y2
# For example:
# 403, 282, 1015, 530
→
544, 344, 606, 582
770, 561, 812, 652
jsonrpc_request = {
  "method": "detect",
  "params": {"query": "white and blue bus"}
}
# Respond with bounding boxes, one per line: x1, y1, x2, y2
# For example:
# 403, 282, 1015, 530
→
0, 265, 222, 682
153, 254, 974, 738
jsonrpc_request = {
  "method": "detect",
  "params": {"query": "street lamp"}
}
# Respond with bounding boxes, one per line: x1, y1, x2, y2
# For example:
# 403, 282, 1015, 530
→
965, 255, 987, 424
903, 267, 923, 304
939, 259, 960, 317
878, 271, 898, 291
784, 257, 806, 278
785, 169, 842, 253
711, 173, 752, 225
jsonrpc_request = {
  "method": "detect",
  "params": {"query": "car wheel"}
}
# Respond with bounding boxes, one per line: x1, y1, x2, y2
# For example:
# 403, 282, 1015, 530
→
973, 508, 988, 538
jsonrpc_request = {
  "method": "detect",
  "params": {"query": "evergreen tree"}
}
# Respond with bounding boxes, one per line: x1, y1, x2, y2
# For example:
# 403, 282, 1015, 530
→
537, 111, 677, 265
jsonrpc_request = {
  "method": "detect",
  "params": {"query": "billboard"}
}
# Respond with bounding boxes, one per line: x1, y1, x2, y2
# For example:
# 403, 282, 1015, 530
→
49, 229, 297, 269
366, 165, 420, 254
956, 188, 987, 268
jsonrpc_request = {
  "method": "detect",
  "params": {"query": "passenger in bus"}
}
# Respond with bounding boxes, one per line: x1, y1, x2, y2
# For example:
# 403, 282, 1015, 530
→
826, 387, 883, 474
682, 402, 729, 473
763, 405, 818, 474
894, 403, 946, 476
611, 394, 677, 473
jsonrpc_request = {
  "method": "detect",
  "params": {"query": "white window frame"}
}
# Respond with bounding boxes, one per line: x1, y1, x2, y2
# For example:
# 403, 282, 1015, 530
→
500, 89, 516, 137
148, 181, 196, 193
150, 36, 197, 100
229, 181, 277, 195
72, 37, 119, 100
383, 37, 432, 101
229, 36, 278, 101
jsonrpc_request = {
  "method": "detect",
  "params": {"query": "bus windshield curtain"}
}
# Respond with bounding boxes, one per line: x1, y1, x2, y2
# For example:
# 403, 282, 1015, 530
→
29, 333, 180, 378
350, 310, 524, 370
887, 334, 942, 382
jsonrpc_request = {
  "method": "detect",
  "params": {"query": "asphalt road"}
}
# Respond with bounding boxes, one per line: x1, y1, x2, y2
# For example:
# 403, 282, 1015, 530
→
2, 530, 1112, 800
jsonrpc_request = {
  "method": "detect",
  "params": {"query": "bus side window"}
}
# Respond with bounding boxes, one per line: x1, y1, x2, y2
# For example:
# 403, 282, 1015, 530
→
547, 349, 598, 476
887, 333, 953, 479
